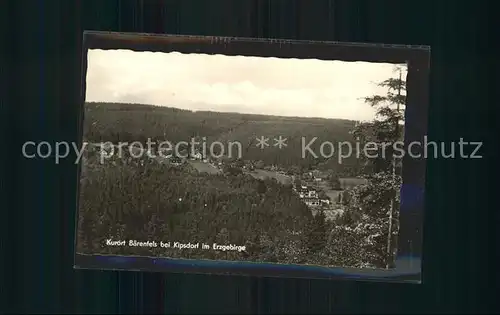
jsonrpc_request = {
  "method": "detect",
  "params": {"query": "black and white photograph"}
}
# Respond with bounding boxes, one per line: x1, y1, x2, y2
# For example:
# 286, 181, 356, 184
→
77, 45, 408, 270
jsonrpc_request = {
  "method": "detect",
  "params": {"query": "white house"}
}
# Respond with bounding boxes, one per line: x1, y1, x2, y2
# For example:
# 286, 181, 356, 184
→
191, 152, 203, 160
304, 198, 321, 207
320, 198, 331, 205
307, 190, 318, 198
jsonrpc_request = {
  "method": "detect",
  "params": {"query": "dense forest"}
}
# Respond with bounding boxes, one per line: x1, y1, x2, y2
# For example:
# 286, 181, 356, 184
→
77, 68, 406, 269
77, 150, 384, 267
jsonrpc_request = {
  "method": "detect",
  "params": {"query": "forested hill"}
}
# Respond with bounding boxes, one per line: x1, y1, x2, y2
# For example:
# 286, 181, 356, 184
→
83, 102, 361, 172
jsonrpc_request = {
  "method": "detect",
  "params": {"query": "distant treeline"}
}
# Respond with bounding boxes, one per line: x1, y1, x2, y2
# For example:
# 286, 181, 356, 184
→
82, 102, 364, 174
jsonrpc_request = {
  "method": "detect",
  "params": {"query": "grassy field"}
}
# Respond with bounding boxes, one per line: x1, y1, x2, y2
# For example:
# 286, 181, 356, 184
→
247, 169, 292, 185
323, 189, 342, 202
339, 177, 368, 189
187, 160, 222, 174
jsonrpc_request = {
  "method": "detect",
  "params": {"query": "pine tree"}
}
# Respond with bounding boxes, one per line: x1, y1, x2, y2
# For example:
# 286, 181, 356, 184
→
305, 210, 328, 254
346, 65, 406, 268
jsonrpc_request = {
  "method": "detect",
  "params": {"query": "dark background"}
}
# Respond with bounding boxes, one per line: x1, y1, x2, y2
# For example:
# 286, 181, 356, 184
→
2, 0, 495, 313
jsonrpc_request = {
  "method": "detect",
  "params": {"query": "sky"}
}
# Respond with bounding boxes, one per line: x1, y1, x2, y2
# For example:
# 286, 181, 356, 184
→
85, 49, 406, 121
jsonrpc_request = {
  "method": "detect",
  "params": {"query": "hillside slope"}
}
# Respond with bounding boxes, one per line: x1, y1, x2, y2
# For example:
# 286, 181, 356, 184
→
83, 102, 362, 172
